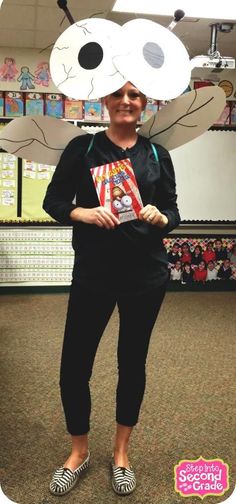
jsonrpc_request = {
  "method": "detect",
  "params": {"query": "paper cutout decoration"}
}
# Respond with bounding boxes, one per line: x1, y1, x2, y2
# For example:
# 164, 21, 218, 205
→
138, 86, 226, 151
0, 115, 86, 165
50, 18, 126, 100
50, 17, 191, 101
113, 19, 191, 100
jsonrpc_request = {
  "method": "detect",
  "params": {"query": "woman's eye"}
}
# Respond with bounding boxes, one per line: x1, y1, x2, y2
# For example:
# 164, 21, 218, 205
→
50, 18, 126, 99
112, 92, 122, 98
112, 18, 191, 100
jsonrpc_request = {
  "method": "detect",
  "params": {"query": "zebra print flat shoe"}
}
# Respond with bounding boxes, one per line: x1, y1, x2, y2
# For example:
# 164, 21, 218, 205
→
49, 451, 90, 496
111, 457, 136, 495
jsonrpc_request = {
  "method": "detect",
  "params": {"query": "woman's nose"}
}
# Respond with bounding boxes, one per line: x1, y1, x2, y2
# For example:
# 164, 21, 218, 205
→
121, 93, 130, 104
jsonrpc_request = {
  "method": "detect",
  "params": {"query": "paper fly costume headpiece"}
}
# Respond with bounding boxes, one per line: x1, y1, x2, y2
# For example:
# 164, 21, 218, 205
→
0, 8, 226, 166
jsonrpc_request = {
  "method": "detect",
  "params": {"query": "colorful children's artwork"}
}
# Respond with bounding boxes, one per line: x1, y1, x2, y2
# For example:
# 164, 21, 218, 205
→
34, 61, 50, 87
25, 93, 44, 115
45, 93, 63, 118
0, 57, 18, 82
84, 100, 102, 121
0, 92, 4, 116
17, 66, 35, 90
140, 99, 158, 122
5, 92, 24, 117
64, 97, 83, 119
90, 158, 143, 223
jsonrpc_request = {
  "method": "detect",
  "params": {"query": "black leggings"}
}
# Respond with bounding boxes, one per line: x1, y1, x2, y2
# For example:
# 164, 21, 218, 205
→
60, 281, 166, 435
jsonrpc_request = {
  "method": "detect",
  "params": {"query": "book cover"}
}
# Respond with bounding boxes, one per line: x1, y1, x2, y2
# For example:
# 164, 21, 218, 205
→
90, 158, 143, 223
84, 99, 102, 121
0, 92, 4, 116
45, 93, 63, 118
25, 92, 44, 115
140, 99, 158, 122
5, 91, 24, 117
64, 97, 83, 120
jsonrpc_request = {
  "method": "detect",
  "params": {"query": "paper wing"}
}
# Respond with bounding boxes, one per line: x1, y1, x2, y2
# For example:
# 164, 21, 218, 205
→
0, 116, 86, 165
138, 86, 226, 151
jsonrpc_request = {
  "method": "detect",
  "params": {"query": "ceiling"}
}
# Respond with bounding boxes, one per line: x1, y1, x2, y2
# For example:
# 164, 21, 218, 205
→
0, 0, 235, 63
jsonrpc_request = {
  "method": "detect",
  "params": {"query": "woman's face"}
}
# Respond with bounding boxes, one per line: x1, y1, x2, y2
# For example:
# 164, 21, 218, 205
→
104, 82, 146, 126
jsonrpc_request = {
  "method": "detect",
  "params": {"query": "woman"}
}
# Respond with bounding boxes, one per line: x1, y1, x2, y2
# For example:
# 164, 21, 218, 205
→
43, 82, 180, 496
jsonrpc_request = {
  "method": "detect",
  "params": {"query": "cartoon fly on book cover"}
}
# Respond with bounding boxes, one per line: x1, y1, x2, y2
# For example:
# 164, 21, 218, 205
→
90, 158, 143, 223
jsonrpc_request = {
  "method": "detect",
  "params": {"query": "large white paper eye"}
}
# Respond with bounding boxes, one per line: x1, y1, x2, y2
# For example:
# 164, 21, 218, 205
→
113, 19, 191, 100
50, 18, 126, 100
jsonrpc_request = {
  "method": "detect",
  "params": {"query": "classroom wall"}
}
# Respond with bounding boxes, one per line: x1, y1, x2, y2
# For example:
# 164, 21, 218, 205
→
0, 46, 236, 99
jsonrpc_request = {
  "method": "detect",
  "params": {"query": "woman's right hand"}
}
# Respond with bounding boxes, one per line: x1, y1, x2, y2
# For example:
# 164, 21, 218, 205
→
70, 206, 120, 229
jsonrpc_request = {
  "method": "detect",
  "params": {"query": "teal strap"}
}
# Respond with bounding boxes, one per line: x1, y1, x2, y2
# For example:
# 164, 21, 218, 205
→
86, 135, 95, 155
151, 143, 159, 161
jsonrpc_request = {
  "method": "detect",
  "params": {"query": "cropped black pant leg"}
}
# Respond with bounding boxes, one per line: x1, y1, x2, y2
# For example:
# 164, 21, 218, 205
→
59, 280, 166, 435
116, 284, 166, 426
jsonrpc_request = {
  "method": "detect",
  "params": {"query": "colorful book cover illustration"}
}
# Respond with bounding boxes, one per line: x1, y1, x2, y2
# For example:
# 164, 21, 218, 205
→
45, 93, 63, 118
25, 92, 44, 115
0, 92, 4, 116
5, 91, 24, 117
84, 99, 102, 121
90, 158, 143, 223
140, 99, 158, 122
64, 97, 83, 120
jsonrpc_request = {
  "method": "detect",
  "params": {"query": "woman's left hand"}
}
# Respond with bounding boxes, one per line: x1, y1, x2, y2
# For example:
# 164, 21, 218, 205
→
139, 204, 168, 228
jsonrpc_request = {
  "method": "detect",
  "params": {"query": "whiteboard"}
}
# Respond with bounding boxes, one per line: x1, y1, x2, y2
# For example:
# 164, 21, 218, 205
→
170, 130, 236, 221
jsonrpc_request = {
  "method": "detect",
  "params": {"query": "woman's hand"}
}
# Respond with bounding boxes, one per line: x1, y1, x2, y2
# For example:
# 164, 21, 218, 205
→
139, 204, 168, 228
70, 206, 120, 229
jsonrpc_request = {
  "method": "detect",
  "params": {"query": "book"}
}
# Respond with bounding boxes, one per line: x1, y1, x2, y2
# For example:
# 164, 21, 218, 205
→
5, 91, 24, 117
140, 99, 158, 122
45, 93, 63, 118
64, 97, 83, 120
90, 158, 143, 223
0, 92, 4, 116
84, 99, 102, 121
25, 92, 44, 115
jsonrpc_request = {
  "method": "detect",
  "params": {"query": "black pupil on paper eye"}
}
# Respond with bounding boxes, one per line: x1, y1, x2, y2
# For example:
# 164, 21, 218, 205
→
143, 42, 164, 69
78, 42, 103, 69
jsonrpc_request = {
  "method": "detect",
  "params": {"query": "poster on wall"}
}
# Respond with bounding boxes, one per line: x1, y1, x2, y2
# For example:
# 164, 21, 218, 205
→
5, 91, 24, 117
0, 152, 18, 220
22, 159, 55, 221
25, 92, 44, 115
45, 93, 63, 118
